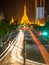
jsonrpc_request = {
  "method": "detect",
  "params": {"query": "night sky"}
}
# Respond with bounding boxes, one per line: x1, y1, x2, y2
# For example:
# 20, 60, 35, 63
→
0, 0, 49, 21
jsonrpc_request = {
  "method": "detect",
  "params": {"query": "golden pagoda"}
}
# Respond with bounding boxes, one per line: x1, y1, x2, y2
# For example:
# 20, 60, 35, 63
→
37, 18, 45, 26
21, 4, 30, 24
10, 16, 14, 24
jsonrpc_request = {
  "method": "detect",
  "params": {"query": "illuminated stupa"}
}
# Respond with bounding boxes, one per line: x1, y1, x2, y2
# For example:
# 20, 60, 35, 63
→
21, 4, 30, 24
10, 16, 14, 24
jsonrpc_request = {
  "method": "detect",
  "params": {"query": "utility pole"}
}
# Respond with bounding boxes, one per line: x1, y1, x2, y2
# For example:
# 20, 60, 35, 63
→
23, 25, 26, 65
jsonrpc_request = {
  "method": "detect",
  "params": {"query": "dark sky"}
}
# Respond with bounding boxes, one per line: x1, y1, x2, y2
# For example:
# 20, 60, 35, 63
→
0, 0, 25, 20
0, 0, 49, 21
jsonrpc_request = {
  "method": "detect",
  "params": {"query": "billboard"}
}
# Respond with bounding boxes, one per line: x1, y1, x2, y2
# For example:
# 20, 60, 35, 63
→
36, 7, 44, 20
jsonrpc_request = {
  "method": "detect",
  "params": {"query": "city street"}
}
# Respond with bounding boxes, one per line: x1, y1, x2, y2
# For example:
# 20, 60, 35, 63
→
0, 30, 23, 65
28, 29, 49, 65
0, 28, 49, 65
0, 30, 19, 54
0, 0, 49, 65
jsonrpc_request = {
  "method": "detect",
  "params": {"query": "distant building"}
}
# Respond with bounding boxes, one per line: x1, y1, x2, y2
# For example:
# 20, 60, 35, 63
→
10, 16, 19, 25
36, 7, 44, 20
35, 0, 45, 26
35, 0, 45, 20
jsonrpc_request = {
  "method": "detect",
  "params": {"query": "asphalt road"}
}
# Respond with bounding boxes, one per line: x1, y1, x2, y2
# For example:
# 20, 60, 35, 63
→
0, 29, 49, 65
22, 29, 49, 64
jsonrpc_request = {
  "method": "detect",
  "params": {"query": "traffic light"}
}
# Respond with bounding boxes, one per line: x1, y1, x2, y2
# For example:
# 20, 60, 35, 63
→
38, 31, 42, 36
42, 31, 48, 36
38, 31, 48, 37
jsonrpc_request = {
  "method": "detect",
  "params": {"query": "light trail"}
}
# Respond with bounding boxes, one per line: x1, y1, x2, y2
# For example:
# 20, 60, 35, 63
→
11, 29, 46, 65
0, 30, 22, 61
28, 29, 49, 65
11, 30, 24, 64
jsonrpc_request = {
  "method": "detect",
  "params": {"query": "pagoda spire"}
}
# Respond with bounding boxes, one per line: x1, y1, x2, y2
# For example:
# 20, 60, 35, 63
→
21, 3, 30, 24
10, 16, 14, 24
24, 3, 27, 15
